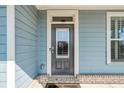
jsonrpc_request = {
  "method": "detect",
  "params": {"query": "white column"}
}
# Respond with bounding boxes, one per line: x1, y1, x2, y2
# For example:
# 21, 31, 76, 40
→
7, 5, 15, 88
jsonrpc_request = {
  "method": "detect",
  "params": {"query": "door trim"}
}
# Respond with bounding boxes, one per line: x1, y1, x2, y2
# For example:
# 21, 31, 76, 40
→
47, 10, 79, 76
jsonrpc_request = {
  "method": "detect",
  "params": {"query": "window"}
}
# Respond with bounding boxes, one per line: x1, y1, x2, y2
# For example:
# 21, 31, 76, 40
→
52, 17, 73, 22
56, 28, 69, 58
107, 12, 124, 63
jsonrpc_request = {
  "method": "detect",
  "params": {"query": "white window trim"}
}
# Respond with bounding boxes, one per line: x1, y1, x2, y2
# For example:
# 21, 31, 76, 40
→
47, 10, 79, 76
107, 12, 124, 64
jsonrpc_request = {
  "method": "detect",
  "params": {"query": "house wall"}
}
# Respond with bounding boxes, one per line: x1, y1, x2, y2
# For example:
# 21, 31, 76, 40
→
0, 6, 7, 88
37, 10, 124, 75
15, 5, 38, 88
37, 10, 47, 74
79, 10, 124, 74
14, 8, 124, 87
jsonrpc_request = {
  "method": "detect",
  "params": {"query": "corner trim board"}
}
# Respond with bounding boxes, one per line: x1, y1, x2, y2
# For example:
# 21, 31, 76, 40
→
7, 5, 15, 88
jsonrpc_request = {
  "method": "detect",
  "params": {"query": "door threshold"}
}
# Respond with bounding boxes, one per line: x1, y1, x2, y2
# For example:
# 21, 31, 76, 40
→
45, 83, 80, 88
50, 75, 74, 77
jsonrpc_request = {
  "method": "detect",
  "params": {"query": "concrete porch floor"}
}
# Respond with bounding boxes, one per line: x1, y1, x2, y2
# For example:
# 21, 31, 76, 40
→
80, 84, 124, 88
28, 80, 43, 88
28, 79, 124, 88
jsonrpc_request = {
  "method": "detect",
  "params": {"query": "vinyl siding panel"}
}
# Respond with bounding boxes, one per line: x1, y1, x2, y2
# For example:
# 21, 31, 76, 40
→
0, 6, 6, 88
15, 5, 38, 88
0, 61, 6, 88
37, 10, 47, 74
79, 10, 124, 74
0, 6, 7, 61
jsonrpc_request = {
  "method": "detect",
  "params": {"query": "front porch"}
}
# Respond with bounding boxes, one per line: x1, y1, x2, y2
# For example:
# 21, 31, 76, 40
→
28, 74, 124, 88
10, 5, 124, 88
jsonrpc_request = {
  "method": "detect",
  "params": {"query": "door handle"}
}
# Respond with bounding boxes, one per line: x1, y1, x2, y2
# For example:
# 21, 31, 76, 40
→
49, 48, 52, 51
49, 46, 54, 51
49, 46, 55, 53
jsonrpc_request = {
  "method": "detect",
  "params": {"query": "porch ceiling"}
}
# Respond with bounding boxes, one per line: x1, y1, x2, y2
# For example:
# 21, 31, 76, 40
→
36, 5, 124, 10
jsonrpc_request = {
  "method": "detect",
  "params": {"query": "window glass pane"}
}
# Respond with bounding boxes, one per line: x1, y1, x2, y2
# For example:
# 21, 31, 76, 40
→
111, 17, 124, 39
53, 17, 73, 22
57, 41, 68, 55
111, 41, 124, 62
111, 17, 116, 38
56, 28, 69, 58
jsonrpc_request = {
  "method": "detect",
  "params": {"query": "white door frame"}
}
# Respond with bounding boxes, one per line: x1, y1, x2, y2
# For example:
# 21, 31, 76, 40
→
47, 10, 79, 76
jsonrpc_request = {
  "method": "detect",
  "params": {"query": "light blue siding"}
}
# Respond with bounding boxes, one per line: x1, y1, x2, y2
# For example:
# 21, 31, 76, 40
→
0, 61, 6, 88
79, 10, 124, 74
0, 6, 7, 88
15, 5, 38, 88
0, 6, 7, 61
37, 10, 47, 74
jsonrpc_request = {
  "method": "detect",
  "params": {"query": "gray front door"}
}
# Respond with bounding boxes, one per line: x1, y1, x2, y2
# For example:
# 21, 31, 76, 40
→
51, 24, 74, 75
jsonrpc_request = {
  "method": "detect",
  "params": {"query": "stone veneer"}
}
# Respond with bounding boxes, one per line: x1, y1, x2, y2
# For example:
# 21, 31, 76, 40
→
37, 75, 124, 87
77, 75, 124, 84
